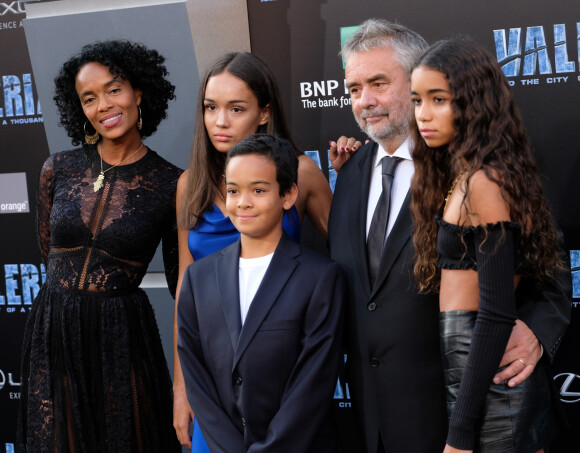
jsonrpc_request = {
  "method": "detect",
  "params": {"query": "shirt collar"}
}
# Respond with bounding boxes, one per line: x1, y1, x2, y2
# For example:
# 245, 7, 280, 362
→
373, 137, 413, 168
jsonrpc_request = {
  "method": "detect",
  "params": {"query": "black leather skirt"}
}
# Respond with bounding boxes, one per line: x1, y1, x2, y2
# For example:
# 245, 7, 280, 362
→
440, 310, 551, 452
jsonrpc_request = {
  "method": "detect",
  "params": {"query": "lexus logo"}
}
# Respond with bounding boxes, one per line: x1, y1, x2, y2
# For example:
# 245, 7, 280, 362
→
554, 373, 580, 403
0, 368, 20, 390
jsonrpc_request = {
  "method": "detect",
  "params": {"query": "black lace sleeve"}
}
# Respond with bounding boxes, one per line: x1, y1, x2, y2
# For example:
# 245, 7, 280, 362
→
36, 155, 55, 265
161, 189, 179, 299
446, 223, 518, 449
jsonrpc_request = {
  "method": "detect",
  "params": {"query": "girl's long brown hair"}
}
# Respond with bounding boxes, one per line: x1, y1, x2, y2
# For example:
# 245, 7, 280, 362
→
181, 52, 299, 229
410, 38, 563, 293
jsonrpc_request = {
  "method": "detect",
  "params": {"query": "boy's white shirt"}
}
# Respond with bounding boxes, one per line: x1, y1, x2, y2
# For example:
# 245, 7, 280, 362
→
238, 252, 274, 325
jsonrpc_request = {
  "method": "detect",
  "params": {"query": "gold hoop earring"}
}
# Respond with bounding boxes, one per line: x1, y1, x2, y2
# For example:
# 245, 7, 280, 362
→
137, 106, 143, 131
84, 121, 100, 145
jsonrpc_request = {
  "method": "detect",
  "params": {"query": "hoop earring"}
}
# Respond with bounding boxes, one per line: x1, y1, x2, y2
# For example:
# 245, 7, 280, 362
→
84, 121, 100, 145
137, 106, 143, 131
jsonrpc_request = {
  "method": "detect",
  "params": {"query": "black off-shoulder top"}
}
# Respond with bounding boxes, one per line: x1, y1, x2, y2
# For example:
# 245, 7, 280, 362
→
434, 209, 533, 449
435, 210, 530, 274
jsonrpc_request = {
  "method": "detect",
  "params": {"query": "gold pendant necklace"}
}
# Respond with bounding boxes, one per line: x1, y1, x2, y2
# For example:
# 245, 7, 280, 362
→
444, 167, 468, 212
93, 142, 145, 192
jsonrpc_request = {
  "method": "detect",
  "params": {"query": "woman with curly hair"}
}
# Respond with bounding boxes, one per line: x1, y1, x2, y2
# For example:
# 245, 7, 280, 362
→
19, 40, 181, 452
410, 38, 566, 453
172, 52, 334, 451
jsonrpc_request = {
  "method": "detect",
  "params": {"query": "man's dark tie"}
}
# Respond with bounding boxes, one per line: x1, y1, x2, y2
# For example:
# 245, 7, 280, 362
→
367, 156, 401, 285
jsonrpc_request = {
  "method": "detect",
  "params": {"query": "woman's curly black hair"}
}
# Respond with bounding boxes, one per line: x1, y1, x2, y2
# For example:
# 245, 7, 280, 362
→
54, 40, 175, 145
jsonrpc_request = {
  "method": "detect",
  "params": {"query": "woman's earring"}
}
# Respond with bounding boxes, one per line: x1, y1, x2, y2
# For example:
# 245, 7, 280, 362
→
84, 121, 100, 145
137, 106, 143, 131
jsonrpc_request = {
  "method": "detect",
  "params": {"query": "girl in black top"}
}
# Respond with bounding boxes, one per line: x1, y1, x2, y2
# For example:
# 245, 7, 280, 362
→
409, 37, 565, 453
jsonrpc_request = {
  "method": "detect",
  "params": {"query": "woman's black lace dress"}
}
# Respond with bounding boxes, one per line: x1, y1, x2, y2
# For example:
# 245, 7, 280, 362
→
19, 146, 182, 452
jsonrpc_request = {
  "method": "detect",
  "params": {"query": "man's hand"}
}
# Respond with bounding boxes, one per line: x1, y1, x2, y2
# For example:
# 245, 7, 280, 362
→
329, 136, 365, 172
493, 319, 542, 387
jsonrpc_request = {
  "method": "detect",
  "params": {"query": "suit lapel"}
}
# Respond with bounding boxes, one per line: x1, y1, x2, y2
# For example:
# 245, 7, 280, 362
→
371, 191, 413, 298
232, 234, 299, 370
216, 241, 243, 351
348, 142, 376, 296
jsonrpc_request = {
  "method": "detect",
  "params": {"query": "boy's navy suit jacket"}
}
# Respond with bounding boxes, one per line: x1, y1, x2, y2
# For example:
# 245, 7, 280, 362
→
177, 232, 346, 453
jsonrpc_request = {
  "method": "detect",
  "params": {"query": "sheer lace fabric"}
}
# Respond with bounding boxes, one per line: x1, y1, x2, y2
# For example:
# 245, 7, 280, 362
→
19, 147, 181, 452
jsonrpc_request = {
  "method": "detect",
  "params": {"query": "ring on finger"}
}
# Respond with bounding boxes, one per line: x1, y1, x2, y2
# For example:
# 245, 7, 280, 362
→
518, 358, 526, 366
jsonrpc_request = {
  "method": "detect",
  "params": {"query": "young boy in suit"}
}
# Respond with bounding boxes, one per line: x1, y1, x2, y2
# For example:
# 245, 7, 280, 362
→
177, 134, 346, 453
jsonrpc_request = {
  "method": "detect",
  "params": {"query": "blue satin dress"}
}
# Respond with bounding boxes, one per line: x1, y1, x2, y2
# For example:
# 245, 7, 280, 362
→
188, 204, 301, 452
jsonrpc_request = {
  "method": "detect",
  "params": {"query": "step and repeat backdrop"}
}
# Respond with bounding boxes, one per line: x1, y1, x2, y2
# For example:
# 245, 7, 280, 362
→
0, 0, 578, 451
0, 3, 48, 452
246, 0, 579, 451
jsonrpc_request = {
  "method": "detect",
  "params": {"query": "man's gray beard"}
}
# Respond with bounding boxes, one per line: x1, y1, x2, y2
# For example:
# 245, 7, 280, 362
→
357, 118, 409, 148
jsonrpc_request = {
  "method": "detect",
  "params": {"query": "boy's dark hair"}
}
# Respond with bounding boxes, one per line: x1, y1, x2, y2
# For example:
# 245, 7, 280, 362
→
227, 134, 298, 196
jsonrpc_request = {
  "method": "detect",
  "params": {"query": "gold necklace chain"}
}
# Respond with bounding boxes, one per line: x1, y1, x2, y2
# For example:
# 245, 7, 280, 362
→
93, 142, 145, 192
443, 167, 468, 212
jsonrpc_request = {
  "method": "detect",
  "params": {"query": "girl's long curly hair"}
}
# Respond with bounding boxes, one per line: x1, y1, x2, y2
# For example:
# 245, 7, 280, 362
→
410, 37, 563, 293
54, 40, 175, 145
